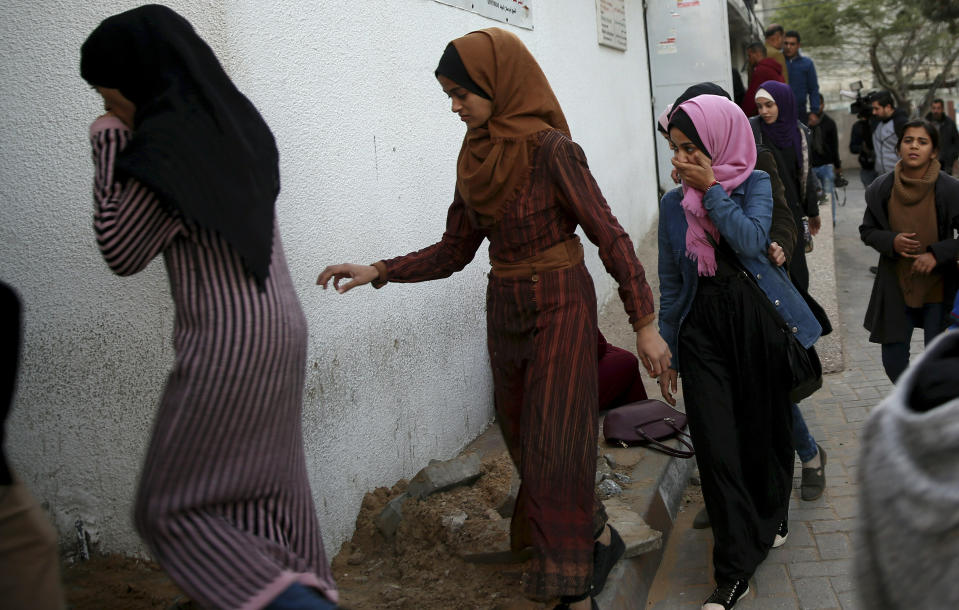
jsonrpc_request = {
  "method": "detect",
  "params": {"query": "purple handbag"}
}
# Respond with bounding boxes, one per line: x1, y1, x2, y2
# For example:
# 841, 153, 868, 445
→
602, 399, 695, 458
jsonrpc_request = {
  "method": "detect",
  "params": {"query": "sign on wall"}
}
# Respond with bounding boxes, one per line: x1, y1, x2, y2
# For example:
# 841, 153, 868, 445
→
596, 0, 627, 50
434, 0, 533, 30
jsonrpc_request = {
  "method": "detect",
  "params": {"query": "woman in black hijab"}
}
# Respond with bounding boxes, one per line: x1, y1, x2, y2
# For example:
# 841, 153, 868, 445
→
81, 6, 338, 609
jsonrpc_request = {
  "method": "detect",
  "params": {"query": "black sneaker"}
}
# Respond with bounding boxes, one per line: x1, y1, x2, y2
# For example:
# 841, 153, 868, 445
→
773, 520, 788, 548
702, 579, 749, 609
591, 525, 625, 596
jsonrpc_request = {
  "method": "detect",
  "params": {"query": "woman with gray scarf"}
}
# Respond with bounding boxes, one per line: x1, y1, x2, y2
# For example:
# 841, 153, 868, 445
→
856, 328, 959, 608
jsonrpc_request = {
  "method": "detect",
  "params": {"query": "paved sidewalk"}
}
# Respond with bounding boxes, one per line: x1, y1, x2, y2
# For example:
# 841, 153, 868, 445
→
644, 172, 915, 610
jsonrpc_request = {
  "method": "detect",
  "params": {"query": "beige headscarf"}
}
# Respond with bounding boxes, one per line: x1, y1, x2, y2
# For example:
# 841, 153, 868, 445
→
451, 28, 569, 222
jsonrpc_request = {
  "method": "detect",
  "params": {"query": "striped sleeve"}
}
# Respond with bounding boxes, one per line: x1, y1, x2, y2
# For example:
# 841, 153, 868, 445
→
376, 190, 485, 286
90, 117, 183, 276
549, 136, 655, 330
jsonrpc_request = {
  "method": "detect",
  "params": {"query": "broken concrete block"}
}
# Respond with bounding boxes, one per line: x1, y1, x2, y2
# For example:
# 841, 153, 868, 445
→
407, 453, 483, 499
603, 498, 663, 558
497, 466, 521, 518
375, 492, 408, 539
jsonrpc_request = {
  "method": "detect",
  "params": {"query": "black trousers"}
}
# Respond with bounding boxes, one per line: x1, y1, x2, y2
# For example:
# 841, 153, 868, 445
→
680, 271, 794, 583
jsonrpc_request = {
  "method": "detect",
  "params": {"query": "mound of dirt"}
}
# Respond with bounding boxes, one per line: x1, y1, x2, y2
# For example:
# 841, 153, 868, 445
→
331, 453, 529, 609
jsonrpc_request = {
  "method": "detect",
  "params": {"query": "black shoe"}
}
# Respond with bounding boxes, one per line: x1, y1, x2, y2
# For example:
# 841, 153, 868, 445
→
692, 507, 711, 529
591, 525, 625, 596
702, 580, 749, 609
869, 266, 878, 274
772, 520, 788, 548
801, 444, 827, 501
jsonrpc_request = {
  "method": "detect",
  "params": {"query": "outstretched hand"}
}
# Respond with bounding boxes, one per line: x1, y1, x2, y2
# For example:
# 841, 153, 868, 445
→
636, 323, 672, 378
316, 263, 379, 293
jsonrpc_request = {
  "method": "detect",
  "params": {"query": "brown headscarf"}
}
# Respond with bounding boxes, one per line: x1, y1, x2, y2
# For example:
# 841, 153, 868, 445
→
888, 158, 943, 307
449, 28, 569, 222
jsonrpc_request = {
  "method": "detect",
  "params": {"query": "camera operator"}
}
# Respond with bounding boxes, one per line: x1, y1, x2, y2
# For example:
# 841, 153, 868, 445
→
850, 91, 877, 187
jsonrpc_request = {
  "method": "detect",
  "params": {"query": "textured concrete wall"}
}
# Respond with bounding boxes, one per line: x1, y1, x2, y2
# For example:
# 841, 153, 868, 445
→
0, 0, 658, 561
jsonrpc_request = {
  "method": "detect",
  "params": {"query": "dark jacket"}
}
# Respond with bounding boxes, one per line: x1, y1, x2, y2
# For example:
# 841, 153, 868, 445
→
1, 281, 21, 485
860, 171, 959, 343
850, 118, 874, 170
742, 58, 785, 117
809, 112, 841, 169
758, 147, 798, 264
924, 112, 959, 171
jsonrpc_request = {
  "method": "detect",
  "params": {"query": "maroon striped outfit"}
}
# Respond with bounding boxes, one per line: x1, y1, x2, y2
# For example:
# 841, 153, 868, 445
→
378, 129, 655, 598
90, 117, 337, 609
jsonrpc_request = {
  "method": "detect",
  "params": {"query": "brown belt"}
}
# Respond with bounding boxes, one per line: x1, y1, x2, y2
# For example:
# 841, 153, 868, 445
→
489, 236, 584, 280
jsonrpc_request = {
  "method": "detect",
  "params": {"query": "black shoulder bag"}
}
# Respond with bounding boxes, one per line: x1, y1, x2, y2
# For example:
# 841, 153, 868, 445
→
713, 237, 823, 403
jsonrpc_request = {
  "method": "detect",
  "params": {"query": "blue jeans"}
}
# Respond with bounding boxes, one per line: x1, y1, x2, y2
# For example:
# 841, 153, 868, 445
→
791, 402, 818, 463
881, 303, 946, 383
813, 165, 837, 225
266, 583, 337, 610
860, 168, 878, 188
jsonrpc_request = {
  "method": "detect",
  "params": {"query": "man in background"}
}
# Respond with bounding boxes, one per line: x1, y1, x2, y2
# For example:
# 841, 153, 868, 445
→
783, 30, 820, 123
741, 41, 786, 117
764, 24, 789, 84
925, 98, 959, 175
871, 90, 909, 177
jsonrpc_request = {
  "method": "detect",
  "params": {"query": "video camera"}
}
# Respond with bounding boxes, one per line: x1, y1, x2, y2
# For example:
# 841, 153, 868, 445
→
840, 81, 873, 119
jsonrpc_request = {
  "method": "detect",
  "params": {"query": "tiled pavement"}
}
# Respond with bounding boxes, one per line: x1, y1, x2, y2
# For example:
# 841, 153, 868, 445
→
644, 172, 922, 610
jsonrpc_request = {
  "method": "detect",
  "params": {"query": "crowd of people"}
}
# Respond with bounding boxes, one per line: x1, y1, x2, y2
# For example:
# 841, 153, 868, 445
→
1, 5, 958, 610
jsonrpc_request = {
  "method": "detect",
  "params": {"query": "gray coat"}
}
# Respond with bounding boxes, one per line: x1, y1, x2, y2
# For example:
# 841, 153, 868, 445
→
860, 170, 959, 344
856, 330, 959, 609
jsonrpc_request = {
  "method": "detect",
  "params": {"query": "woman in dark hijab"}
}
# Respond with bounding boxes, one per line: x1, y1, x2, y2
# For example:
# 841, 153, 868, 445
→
319, 28, 670, 609
752, 80, 829, 502
81, 6, 338, 609
752, 80, 822, 290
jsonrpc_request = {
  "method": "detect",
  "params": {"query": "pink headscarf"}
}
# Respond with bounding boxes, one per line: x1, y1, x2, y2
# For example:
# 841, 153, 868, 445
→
672, 95, 756, 276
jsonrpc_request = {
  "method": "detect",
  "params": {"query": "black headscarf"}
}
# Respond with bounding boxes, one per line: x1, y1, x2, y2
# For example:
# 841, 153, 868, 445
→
81, 5, 278, 284
669, 82, 731, 117
435, 43, 491, 100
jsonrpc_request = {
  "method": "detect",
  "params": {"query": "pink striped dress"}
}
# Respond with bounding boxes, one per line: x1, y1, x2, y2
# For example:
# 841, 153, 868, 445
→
90, 116, 337, 608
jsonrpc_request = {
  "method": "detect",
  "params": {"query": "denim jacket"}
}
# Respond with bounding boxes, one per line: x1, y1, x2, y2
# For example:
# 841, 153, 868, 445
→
658, 171, 822, 371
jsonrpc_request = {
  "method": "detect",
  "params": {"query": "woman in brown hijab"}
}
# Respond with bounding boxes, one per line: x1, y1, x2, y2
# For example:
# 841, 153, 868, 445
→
319, 29, 669, 608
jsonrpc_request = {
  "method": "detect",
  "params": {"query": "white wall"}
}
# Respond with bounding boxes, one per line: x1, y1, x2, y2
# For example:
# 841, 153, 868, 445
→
0, 0, 658, 561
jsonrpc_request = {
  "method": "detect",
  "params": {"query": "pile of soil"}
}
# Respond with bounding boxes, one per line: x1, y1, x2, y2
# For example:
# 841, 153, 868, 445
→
61, 450, 636, 609
331, 453, 528, 609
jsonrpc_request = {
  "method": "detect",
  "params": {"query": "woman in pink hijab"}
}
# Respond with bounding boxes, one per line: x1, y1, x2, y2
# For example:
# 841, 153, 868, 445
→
657, 95, 821, 610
